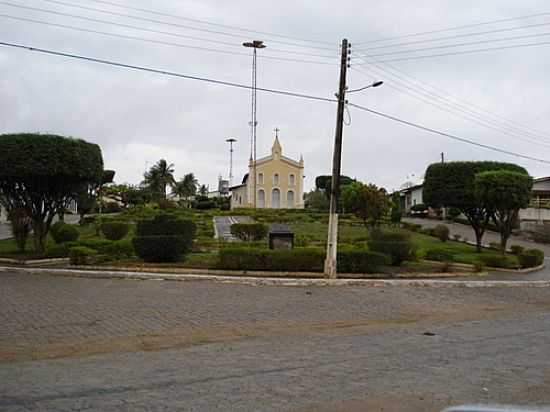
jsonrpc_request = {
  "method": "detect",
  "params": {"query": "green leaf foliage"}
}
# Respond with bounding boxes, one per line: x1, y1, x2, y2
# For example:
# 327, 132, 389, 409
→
518, 249, 544, 268
230, 223, 268, 241
50, 223, 79, 244
100, 221, 130, 241
368, 229, 417, 266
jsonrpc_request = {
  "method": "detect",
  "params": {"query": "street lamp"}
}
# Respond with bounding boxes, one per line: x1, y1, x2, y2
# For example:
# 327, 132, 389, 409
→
226, 138, 237, 187
347, 80, 384, 93
243, 40, 266, 208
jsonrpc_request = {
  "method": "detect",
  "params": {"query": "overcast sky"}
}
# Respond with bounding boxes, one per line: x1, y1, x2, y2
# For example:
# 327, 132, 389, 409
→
1, 0, 550, 192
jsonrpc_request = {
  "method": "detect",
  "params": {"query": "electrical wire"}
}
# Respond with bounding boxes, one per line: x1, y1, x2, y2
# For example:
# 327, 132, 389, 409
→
357, 40, 550, 63
355, 20, 550, 52
353, 30, 550, 59
352, 52, 550, 142
1, 40, 547, 165
33, 0, 337, 51
0, 40, 338, 103
347, 102, 550, 164
350, 61, 550, 147
0, 14, 338, 66
0, 2, 338, 59
354, 11, 550, 45
75, 0, 334, 46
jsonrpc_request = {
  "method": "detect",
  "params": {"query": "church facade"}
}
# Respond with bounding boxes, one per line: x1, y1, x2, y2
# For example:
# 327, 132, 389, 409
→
230, 136, 304, 209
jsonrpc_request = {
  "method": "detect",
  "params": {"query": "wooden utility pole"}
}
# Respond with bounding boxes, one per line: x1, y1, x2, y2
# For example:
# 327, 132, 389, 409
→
324, 38, 350, 279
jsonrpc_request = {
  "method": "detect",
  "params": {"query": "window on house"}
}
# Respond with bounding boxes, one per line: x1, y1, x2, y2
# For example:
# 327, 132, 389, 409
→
258, 173, 264, 185
273, 173, 279, 185
289, 174, 295, 186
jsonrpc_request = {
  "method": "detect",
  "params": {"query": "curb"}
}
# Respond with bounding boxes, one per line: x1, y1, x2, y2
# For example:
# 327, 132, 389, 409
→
2, 266, 549, 288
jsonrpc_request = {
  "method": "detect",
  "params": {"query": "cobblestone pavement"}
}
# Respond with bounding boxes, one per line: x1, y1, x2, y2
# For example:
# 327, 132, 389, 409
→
2, 271, 550, 411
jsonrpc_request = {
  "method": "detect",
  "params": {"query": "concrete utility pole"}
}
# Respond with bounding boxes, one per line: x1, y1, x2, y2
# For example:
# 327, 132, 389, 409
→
324, 38, 350, 279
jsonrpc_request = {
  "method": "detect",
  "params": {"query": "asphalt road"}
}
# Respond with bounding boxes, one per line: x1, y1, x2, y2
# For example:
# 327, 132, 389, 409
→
2, 272, 550, 411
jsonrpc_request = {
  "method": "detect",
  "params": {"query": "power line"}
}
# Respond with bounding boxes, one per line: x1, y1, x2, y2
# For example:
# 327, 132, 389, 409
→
79, 0, 334, 46
34, 0, 336, 51
352, 52, 550, 142
350, 61, 550, 147
0, 14, 338, 66
355, 20, 550, 52
354, 11, 550, 45
354, 30, 550, 59
362, 40, 550, 63
347, 102, 550, 164
2, 40, 547, 165
0, 40, 338, 103
0, 2, 338, 60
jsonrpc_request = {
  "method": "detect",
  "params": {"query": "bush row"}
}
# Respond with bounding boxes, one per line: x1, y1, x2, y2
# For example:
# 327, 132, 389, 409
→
218, 247, 390, 274
46, 239, 134, 259
230, 223, 268, 241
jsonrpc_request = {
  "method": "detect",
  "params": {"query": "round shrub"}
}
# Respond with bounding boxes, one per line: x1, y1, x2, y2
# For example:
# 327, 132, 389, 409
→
368, 229, 417, 266
337, 249, 390, 273
101, 221, 130, 241
518, 249, 544, 268
433, 224, 450, 242
50, 223, 79, 244
69, 246, 97, 265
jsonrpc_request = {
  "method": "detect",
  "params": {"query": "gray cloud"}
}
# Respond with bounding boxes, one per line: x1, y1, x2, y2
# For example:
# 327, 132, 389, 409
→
1, 0, 549, 192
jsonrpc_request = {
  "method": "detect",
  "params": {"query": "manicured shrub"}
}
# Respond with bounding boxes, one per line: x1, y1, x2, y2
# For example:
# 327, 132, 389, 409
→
102, 202, 122, 214
100, 221, 130, 241
45, 239, 133, 259
49, 221, 66, 238
194, 200, 216, 210
368, 229, 417, 266
337, 249, 390, 273
518, 249, 544, 268
133, 214, 196, 262
425, 248, 454, 262
510, 245, 525, 255
433, 224, 450, 242
50, 223, 79, 244
477, 254, 518, 269
69, 246, 97, 265
230, 223, 268, 241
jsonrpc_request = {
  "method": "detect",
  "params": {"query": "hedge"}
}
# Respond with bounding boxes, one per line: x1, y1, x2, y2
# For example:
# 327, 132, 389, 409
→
518, 249, 544, 268
218, 247, 390, 274
424, 248, 454, 262
69, 246, 97, 265
369, 229, 417, 266
45, 239, 133, 259
133, 235, 189, 263
476, 254, 518, 269
50, 223, 79, 244
230, 223, 268, 241
100, 221, 130, 241
133, 214, 196, 262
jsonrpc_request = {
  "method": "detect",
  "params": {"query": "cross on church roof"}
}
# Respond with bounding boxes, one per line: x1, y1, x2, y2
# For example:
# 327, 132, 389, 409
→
274, 127, 280, 138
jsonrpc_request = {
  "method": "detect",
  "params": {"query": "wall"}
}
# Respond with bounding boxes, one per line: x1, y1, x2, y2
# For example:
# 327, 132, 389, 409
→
254, 158, 304, 209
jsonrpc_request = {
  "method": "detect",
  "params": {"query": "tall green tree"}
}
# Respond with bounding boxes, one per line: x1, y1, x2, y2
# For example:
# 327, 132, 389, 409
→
424, 161, 528, 252
173, 173, 198, 200
0, 133, 103, 253
142, 159, 175, 199
475, 170, 532, 253
390, 192, 402, 226
341, 182, 391, 227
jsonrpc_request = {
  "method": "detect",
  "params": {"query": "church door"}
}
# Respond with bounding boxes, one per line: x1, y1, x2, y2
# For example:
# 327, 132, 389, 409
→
271, 188, 280, 209
287, 190, 294, 208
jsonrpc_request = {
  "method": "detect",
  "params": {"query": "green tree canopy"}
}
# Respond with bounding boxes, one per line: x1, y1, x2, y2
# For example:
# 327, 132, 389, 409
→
172, 173, 198, 200
142, 159, 175, 199
423, 161, 528, 251
475, 170, 532, 253
0, 133, 103, 253
341, 182, 391, 227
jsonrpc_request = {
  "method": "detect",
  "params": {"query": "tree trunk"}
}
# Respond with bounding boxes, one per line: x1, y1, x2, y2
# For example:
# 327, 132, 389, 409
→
32, 221, 46, 255
474, 229, 483, 253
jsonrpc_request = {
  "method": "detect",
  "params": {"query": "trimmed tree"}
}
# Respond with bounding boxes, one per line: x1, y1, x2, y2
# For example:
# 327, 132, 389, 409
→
0, 133, 103, 253
423, 161, 527, 252
474, 170, 532, 253
342, 182, 391, 227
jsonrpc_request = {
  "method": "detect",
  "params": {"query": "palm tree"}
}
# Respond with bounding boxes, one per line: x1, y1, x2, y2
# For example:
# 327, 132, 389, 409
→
173, 173, 198, 200
142, 159, 175, 199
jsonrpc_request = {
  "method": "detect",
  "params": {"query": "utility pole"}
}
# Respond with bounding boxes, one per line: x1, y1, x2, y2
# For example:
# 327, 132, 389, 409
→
324, 38, 350, 279
441, 152, 445, 163
226, 138, 237, 186
243, 40, 266, 208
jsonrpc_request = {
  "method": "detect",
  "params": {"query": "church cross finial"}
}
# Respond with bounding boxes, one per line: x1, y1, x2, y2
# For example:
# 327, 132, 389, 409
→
274, 127, 280, 138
